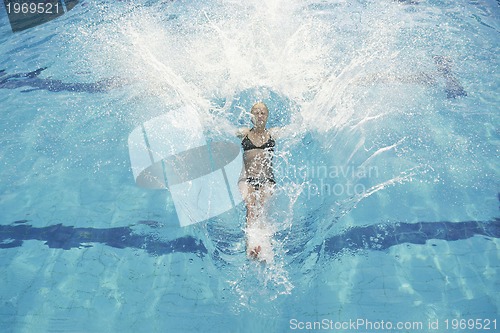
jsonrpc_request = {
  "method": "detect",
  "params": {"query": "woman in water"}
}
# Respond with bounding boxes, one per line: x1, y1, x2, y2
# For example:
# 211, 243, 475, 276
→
237, 102, 280, 260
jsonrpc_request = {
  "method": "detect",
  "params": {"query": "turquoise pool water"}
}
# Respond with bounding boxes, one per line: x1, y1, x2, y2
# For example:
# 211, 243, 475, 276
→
0, 0, 498, 332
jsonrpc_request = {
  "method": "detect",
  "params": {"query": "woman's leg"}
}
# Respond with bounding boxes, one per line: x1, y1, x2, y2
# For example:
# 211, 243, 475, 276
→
245, 183, 275, 259
244, 186, 262, 258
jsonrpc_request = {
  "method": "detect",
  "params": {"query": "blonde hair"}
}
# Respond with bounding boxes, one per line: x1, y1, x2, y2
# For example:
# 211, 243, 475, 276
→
251, 102, 269, 112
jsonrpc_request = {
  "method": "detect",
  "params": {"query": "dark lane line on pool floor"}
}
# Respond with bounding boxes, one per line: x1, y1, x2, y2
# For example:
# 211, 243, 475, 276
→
322, 218, 499, 257
0, 222, 208, 257
0, 67, 129, 93
0, 218, 498, 258
1, 60, 467, 98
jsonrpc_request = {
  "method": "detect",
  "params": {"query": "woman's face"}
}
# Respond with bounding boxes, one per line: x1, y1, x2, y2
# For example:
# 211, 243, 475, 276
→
251, 103, 269, 127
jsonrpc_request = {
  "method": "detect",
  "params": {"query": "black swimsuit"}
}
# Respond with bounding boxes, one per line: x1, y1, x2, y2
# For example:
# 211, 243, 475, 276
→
241, 133, 275, 152
241, 130, 276, 190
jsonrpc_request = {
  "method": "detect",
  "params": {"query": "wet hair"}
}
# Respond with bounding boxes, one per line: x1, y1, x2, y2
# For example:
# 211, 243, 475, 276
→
251, 102, 269, 113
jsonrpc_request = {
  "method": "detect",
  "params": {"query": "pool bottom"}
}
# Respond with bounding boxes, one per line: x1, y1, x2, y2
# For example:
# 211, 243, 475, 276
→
0, 223, 497, 333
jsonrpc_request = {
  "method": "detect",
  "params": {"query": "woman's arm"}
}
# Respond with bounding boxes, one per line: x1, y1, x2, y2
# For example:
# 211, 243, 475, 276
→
269, 122, 302, 139
268, 127, 282, 139
236, 127, 251, 138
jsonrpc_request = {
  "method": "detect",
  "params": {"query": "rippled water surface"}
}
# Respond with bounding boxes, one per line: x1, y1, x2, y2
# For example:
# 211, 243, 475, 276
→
0, 0, 498, 332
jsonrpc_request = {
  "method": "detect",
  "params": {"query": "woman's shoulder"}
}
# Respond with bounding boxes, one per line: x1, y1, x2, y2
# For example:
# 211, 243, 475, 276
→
236, 127, 251, 138
268, 127, 282, 139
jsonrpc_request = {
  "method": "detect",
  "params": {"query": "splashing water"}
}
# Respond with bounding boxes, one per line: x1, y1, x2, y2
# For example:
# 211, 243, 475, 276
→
66, 0, 497, 306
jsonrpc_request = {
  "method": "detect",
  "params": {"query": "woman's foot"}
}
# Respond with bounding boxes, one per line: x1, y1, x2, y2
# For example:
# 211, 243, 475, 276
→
248, 245, 262, 259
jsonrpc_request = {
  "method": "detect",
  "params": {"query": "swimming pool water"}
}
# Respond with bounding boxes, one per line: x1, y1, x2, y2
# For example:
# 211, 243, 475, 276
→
0, 0, 499, 332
